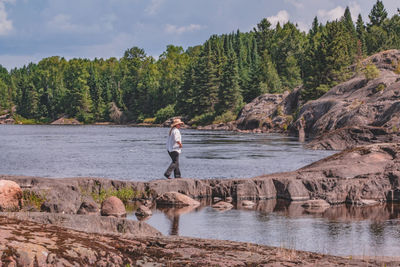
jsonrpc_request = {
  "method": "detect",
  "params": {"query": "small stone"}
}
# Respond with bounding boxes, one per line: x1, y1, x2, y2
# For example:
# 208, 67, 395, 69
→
101, 196, 126, 217
225, 197, 233, 203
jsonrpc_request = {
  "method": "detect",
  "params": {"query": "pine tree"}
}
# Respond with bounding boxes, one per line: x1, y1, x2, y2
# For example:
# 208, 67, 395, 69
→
217, 51, 242, 114
356, 14, 367, 56
87, 63, 106, 121
192, 42, 219, 115
368, 0, 388, 28
64, 59, 93, 122
244, 39, 262, 102
176, 63, 196, 117
259, 51, 282, 94
341, 6, 358, 63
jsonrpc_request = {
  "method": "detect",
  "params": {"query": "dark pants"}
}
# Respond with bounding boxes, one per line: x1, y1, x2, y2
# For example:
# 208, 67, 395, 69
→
164, 151, 181, 178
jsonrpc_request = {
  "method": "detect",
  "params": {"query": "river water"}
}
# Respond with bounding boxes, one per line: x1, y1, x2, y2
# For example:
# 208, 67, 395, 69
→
0, 125, 333, 180
1, 125, 399, 257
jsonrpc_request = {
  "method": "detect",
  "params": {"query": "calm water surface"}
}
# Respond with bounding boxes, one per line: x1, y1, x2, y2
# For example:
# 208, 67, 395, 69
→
0, 125, 334, 180
128, 201, 400, 257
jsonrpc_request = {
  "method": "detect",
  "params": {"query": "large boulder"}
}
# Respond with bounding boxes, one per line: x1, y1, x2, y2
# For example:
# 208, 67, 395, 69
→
0, 180, 23, 211
236, 92, 289, 131
156, 192, 200, 207
101, 196, 126, 217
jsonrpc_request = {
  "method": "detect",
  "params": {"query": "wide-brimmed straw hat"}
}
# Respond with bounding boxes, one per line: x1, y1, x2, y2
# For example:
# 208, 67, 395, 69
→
171, 118, 184, 127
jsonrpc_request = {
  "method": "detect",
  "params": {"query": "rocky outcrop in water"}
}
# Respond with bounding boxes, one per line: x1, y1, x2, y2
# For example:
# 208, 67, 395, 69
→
291, 50, 400, 149
2, 143, 400, 209
198, 87, 302, 133
205, 50, 400, 150
305, 126, 400, 150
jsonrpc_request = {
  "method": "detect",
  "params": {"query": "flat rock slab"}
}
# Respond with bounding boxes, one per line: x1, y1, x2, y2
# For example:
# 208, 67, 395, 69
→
0, 212, 161, 237
0, 215, 398, 266
156, 191, 200, 207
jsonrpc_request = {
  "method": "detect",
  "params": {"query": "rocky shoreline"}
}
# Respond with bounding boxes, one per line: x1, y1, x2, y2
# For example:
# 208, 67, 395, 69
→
1, 142, 400, 265
2, 143, 399, 214
3, 215, 399, 266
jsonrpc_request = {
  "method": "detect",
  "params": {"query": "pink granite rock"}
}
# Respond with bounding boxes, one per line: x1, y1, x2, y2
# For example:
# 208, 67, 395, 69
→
0, 180, 23, 211
101, 196, 126, 217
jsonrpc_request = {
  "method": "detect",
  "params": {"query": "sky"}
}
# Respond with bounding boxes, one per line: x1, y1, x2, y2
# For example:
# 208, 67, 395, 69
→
0, 0, 399, 70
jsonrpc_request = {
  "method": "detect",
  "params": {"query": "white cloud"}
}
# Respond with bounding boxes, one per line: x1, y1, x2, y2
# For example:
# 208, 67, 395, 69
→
349, 1, 361, 21
317, 6, 345, 22
49, 14, 80, 32
284, 0, 304, 9
77, 33, 136, 59
165, 24, 204, 35
47, 13, 116, 34
296, 21, 309, 32
267, 10, 290, 27
145, 0, 165, 15
0, 1, 13, 36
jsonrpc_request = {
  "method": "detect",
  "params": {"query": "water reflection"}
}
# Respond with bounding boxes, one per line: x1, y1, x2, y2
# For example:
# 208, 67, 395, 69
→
129, 201, 400, 256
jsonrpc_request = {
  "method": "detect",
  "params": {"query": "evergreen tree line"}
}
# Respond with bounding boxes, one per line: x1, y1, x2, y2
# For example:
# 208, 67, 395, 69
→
0, 1, 399, 124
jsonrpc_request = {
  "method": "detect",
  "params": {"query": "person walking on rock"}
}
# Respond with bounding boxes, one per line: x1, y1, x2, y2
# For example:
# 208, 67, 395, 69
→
164, 118, 184, 179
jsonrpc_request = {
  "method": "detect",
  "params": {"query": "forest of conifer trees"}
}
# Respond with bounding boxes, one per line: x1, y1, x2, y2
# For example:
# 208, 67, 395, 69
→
0, 1, 399, 125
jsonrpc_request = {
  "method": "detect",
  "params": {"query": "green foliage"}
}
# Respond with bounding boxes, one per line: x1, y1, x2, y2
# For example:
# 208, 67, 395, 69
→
91, 187, 141, 205
155, 104, 175, 124
190, 112, 215, 126
368, 0, 388, 28
213, 110, 237, 124
143, 117, 156, 124
376, 83, 386, 92
363, 63, 380, 80
23, 190, 47, 210
12, 114, 38, 124
4, 1, 400, 124
276, 105, 284, 116
395, 63, 400, 74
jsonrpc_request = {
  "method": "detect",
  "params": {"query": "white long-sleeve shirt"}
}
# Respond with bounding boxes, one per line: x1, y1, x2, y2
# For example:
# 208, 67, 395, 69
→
166, 128, 182, 153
